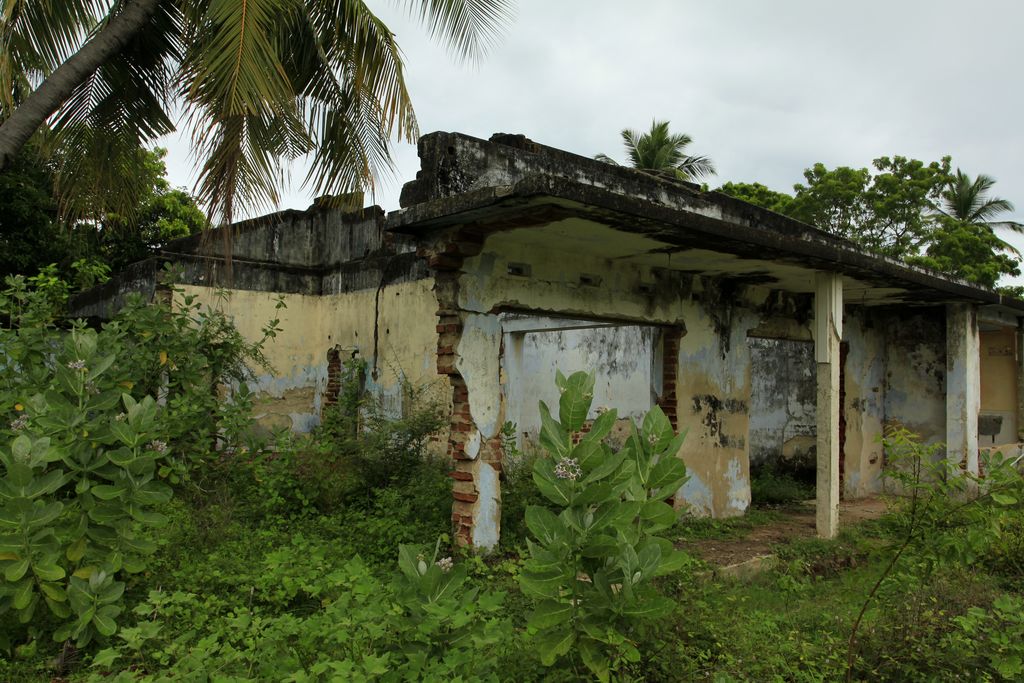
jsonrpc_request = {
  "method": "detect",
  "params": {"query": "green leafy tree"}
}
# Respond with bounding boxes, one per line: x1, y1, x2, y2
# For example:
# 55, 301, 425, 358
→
84, 148, 207, 272
717, 181, 795, 215
0, 147, 67, 280
596, 119, 716, 182
910, 220, 1020, 289
787, 163, 871, 239
0, 146, 204, 278
0, 0, 512, 223
788, 156, 952, 257
519, 370, 690, 681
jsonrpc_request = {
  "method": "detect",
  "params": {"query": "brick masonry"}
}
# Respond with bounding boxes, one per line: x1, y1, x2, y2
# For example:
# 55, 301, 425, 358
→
658, 327, 682, 431
324, 346, 342, 407
422, 229, 503, 546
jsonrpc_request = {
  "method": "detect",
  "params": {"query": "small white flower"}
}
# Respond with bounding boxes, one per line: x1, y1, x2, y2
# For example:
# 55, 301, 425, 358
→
9, 414, 28, 431
147, 440, 168, 454
115, 412, 127, 422
554, 457, 582, 481
435, 556, 454, 573
67, 360, 87, 371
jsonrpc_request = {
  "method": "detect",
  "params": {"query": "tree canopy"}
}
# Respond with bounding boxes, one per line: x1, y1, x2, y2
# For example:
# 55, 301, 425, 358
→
718, 157, 1021, 290
0, 146, 205, 281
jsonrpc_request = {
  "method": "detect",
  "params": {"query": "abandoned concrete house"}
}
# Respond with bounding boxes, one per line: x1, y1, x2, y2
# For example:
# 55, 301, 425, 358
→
72, 132, 1024, 549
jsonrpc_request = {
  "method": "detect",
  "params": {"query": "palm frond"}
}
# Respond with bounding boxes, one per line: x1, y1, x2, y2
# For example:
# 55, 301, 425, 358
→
676, 154, 716, 182
184, 0, 295, 117
399, 0, 513, 63
0, 0, 110, 113
989, 220, 1024, 234
943, 168, 1018, 228
300, 0, 418, 200
41, 1, 179, 222
46, 122, 158, 225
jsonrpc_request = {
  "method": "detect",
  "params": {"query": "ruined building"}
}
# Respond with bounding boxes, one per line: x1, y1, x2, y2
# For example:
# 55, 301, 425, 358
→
72, 132, 1024, 548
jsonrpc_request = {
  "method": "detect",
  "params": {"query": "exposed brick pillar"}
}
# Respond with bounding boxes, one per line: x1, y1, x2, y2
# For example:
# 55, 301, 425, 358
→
658, 327, 682, 431
423, 231, 496, 547
324, 347, 342, 407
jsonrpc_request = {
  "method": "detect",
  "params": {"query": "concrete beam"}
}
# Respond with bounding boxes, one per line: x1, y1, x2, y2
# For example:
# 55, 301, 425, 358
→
946, 303, 980, 475
815, 272, 843, 539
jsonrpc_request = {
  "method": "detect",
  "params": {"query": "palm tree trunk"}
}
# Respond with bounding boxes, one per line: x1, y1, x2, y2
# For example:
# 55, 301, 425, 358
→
0, 0, 162, 171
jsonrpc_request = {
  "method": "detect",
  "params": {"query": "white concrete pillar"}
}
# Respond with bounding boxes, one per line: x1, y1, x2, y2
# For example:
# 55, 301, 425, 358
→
814, 272, 843, 539
946, 303, 980, 475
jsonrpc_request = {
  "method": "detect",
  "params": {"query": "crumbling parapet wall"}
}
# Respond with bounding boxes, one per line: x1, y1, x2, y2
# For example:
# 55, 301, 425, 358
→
74, 205, 438, 436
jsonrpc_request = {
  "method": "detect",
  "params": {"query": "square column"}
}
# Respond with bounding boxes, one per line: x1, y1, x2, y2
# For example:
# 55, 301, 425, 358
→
946, 303, 980, 475
815, 272, 843, 538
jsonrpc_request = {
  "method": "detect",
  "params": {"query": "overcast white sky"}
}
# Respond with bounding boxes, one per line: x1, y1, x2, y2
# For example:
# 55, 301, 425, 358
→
161, 0, 1024, 283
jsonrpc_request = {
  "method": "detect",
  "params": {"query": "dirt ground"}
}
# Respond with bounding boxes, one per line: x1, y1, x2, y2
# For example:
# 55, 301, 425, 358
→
681, 497, 888, 567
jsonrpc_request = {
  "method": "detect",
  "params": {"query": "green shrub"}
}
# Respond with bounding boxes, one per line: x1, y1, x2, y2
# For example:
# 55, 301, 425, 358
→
224, 358, 447, 522
321, 364, 446, 497
498, 421, 551, 547
519, 370, 691, 681
0, 270, 274, 652
844, 427, 1024, 680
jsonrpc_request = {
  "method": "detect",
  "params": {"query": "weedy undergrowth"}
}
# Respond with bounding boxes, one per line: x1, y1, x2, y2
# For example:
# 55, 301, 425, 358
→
846, 426, 1024, 681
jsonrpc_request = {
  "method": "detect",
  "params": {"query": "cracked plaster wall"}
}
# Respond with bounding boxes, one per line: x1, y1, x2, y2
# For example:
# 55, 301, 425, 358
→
882, 308, 946, 446
456, 234, 787, 520
748, 337, 816, 472
842, 308, 886, 497
674, 300, 757, 518
503, 325, 659, 442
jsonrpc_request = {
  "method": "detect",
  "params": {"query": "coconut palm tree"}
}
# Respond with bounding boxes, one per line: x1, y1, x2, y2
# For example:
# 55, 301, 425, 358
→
935, 169, 1023, 255
596, 119, 716, 182
0, 0, 512, 223
939, 170, 1021, 230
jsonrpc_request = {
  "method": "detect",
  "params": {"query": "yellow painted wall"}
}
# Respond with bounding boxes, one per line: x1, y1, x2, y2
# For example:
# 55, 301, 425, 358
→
176, 278, 445, 433
980, 328, 1018, 445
